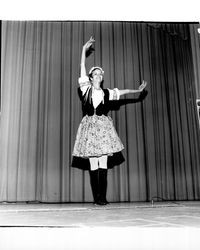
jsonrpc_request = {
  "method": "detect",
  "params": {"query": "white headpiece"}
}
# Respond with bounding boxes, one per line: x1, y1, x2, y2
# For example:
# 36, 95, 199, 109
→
89, 66, 104, 75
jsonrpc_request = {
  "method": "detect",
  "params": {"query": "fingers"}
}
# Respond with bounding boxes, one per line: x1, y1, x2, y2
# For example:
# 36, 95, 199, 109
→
139, 80, 147, 91
142, 80, 147, 85
142, 80, 147, 87
84, 37, 95, 49
89, 36, 95, 42
88, 36, 95, 45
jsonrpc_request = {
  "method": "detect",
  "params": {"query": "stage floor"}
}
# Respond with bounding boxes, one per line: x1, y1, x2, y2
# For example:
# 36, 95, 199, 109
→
0, 202, 200, 228
0, 201, 200, 227
1, 201, 200, 249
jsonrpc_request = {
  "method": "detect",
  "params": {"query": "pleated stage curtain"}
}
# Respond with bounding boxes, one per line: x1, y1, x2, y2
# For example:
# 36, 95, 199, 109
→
189, 23, 200, 98
0, 21, 200, 202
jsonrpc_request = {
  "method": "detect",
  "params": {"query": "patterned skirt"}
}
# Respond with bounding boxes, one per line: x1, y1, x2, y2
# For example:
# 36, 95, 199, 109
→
72, 114, 124, 158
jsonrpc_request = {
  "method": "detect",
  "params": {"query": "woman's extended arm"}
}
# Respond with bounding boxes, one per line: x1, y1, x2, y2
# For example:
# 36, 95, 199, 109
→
80, 37, 95, 77
118, 80, 147, 97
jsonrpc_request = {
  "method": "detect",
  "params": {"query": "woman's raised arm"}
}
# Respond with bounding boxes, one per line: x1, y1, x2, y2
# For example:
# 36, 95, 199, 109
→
80, 37, 95, 77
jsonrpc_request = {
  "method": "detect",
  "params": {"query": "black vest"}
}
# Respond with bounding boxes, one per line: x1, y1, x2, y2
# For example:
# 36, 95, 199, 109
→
80, 87, 110, 116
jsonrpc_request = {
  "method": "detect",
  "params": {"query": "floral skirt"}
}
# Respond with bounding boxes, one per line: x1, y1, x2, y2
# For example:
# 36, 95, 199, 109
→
72, 115, 124, 158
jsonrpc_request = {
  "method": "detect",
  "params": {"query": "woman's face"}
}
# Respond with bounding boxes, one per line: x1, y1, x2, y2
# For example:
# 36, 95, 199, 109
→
91, 69, 103, 83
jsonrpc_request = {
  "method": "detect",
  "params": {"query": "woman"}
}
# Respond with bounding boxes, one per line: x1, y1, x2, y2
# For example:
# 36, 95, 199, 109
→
72, 37, 147, 205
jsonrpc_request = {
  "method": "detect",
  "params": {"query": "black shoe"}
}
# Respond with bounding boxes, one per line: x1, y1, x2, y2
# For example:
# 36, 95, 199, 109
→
94, 199, 108, 206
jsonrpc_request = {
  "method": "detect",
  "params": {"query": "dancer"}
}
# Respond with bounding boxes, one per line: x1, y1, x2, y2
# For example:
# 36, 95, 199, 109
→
72, 37, 147, 205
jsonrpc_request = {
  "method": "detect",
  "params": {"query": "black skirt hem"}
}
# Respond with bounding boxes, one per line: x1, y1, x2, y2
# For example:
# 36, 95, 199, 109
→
71, 151, 125, 170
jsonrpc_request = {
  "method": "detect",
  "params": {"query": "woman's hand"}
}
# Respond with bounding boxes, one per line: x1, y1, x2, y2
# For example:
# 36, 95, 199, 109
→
83, 36, 95, 51
138, 80, 147, 92
80, 37, 95, 76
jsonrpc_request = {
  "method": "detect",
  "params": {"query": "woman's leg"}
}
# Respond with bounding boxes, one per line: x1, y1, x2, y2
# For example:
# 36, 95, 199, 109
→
89, 157, 99, 204
98, 155, 109, 205
89, 157, 99, 171
89, 156, 109, 205
98, 155, 107, 169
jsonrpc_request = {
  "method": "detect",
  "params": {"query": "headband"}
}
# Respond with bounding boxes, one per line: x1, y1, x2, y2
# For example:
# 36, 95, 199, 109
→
89, 66, 104, 75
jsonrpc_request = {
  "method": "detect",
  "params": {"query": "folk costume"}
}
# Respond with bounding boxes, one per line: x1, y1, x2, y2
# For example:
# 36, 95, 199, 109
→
72, 69, 124, 205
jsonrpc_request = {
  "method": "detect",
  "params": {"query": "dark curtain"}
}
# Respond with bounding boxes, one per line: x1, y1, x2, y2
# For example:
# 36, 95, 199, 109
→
189, 23, 200, 98
0, 21, 200, 202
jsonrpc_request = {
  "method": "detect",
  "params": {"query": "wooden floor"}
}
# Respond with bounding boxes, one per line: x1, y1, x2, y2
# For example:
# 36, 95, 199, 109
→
0, 201, 200, 249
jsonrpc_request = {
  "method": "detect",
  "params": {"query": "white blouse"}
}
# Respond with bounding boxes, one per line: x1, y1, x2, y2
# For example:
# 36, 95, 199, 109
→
78, 75, 120, 109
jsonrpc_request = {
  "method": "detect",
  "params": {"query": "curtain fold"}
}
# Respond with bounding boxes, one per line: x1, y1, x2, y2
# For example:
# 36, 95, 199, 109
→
189, 23, 200, 98
1, 21, 200, 202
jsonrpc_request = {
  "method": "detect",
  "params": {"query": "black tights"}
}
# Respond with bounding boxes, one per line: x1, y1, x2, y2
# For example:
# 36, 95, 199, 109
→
89, 168, 108, 205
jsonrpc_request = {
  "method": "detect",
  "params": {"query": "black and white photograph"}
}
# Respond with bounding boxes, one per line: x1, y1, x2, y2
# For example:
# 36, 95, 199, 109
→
0, 1, 200, 249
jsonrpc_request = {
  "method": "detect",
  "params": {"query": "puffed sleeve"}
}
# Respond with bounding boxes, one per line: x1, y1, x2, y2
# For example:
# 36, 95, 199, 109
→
108, 88, 120, 100
78, 75, 91, 95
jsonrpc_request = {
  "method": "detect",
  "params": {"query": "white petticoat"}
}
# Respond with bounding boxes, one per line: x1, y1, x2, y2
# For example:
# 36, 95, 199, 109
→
72, 115, 124, 158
